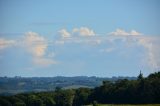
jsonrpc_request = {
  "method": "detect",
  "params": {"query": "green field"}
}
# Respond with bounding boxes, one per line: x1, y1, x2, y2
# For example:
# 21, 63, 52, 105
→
86, 104, 160, 106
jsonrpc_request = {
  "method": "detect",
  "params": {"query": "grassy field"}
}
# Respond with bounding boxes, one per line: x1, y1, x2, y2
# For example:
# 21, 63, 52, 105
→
86, 104, 160, 106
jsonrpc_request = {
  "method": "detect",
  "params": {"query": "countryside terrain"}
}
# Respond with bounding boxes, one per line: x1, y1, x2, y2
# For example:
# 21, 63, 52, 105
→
0, 76, 136, 95
0, 72, 160, 106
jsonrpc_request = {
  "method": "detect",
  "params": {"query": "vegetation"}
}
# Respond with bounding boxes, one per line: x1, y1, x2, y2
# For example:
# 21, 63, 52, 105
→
0, 76, 136, 95
0, 72, 160, 106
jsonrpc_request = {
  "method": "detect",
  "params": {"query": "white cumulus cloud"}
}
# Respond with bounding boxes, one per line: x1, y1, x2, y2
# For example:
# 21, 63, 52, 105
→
138, 37, 160, 70
23, 31, 57, 66
58, 27, 96, 39
24, 32, 47, 57
108, 29, 160, 70
109, 28, 142, 36
58, 29, 71, 38
72, 27, 95, 36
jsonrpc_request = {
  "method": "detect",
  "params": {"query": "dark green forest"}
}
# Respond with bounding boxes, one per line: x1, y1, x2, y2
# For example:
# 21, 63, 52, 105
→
0, 72, 160, 106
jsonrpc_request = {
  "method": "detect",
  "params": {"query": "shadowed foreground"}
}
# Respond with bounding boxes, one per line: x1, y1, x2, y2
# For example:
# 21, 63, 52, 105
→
86, 104, 160, 106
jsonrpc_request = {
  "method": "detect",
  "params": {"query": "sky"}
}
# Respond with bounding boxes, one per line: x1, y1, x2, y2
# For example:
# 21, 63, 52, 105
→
0, 0, 160, 77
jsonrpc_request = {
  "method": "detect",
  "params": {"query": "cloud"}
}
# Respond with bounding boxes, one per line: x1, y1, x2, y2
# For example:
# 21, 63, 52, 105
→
24, 32, 47, 57
23, 31, 57, 66
57, 27, 98, 45
130, 30, 143, 36
107, 29, 143, 44
107, 29, 160, 70
0, 38, 15, 50
58, 29, 71, 38
138, 37, 160, 70
1, 28, 159, 70
109, 28, 142, 36
72, 27, 95, 36
58, 27, 95, 39
0, 31, 58, 67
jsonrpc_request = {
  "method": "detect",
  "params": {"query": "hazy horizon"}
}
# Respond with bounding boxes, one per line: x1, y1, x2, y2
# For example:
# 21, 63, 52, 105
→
0, 74, 139, 78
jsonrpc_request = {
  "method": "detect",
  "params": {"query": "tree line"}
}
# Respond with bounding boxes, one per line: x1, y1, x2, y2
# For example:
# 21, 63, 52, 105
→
0, 71, 160, 106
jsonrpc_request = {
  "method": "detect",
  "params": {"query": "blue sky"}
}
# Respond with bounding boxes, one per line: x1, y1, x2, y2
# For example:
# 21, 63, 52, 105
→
0, 0, 160, 77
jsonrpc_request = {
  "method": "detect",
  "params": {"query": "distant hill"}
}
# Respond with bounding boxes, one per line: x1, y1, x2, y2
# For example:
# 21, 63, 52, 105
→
0, 76, 136, 95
